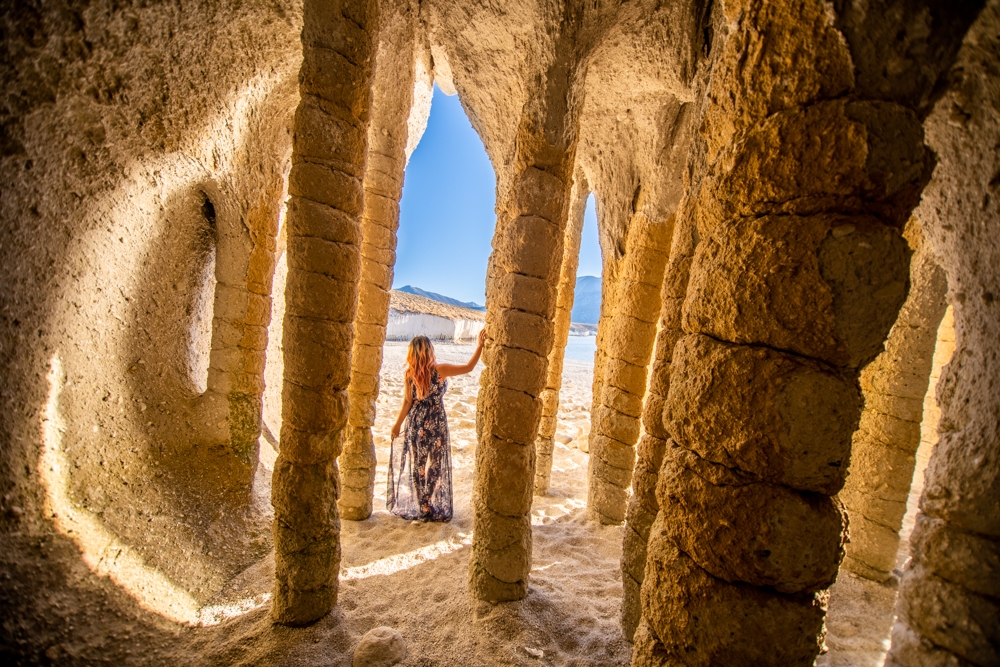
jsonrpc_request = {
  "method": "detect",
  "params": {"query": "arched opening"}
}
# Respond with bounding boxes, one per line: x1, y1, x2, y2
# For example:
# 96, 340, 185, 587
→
338, 81, 496, 524
331, 77, 633, 662
563, 192, 602, 363
393, 84, 496, 312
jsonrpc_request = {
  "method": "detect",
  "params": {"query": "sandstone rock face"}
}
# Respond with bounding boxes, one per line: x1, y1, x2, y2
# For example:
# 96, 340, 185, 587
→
636, 529, 828, 667
888, 4, 1000, 665
587, 216, 671, 524
1, 0, 304, 635
534, 172, 588, 495
620, 218, 696, 640
353, 626, 406, 667
666, 334, 862, 495
631, 0, 957, 662
339, 0, 427, 523
272, 0, 378, 625
684, 213, 911, 370
659, 443, 846, 594
840, 219, 949, 581
471, 68, 583, 600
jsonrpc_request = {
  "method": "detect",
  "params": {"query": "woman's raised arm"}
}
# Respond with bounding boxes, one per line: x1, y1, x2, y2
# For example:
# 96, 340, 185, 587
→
436, 328, 486, 378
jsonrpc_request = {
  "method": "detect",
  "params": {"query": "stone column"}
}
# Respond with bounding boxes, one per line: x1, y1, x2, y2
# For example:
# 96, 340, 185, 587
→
633, 0, 932, 661
620, 218, 695, 641
472, 157, 574, 601
533, 171, 588, 495
471, 41, 587, 597
339, 0, 419, 522
888, 4, 1000, 664
272, 0, 377, 625
589, 258, 617, 432
840, 219, 948, 581
202, 175, 284, 491
587, 213, 671, 524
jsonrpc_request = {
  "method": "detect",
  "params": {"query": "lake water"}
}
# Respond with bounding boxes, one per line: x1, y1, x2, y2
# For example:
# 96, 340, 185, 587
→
563, 335, 597, 364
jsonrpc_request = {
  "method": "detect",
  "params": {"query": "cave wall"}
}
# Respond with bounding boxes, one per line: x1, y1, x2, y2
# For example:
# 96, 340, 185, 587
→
1, 0, 997, 663
0, 1, 303, 644
888, 4, 1000, 662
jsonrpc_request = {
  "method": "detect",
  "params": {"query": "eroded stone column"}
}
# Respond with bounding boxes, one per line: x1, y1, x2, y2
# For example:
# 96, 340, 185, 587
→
473, 156, 574, 601
202, 178, 284, 489
840, 219, 948, 581
272, 0, 377, 625
533, 171, 588, 495
888, 4, 1000, 664
620, 219, 695, 641
587, 213, 671, 524
471, 47, 588, 597
633, 0, 933, 661
590, 254, 616, 422
339, 1, 422, 522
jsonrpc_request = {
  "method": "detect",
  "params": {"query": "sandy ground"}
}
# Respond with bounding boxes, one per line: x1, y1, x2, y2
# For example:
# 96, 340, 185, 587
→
191, 338, 924, 665
336, 341, 629, 665
240, 340, 631, 666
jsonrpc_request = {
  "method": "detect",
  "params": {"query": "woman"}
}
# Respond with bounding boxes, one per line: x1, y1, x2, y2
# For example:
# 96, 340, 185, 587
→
388, 328, 486, 522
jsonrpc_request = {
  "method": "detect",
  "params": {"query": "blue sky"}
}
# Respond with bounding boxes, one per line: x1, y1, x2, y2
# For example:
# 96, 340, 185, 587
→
393, 85, 602, 306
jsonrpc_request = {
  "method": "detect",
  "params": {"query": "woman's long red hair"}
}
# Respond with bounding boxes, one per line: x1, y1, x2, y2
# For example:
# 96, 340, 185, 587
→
405, 336, 436, 400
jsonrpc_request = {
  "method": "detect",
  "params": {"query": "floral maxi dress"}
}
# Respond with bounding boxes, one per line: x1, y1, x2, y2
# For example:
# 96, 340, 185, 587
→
388, 369, 453, 521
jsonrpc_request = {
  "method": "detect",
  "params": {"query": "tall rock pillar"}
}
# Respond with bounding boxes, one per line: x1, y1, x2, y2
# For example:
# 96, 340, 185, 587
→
620, 219, 695, 640
587, 213, 671, 524
840, 219, 948, 581
472, 158, 575, 601
470, 21, 590, 599
888, 3, 1000, 664
272, 0, 377, 625
338, 0, 421, 522
533, 172, 588, 495
632, 0, 934, 662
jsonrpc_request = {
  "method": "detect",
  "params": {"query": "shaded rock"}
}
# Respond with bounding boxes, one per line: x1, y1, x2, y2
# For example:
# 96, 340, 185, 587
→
353, 626, 406, 667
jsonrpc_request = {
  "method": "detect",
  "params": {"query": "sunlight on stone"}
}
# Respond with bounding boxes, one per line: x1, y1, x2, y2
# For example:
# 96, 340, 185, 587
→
40, 356, 202, 626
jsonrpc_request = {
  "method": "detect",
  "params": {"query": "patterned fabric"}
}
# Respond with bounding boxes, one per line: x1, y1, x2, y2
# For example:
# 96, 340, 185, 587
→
388, 368, 453, 521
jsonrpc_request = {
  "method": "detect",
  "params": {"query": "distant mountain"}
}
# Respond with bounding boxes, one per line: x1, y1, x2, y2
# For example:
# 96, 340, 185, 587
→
571, 275, 601, 324
396, 285, 486, 311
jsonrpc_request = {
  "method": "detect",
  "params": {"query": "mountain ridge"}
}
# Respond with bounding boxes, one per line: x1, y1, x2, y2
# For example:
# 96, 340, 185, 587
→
396, 285, 486, 311
396, 277, 601, 324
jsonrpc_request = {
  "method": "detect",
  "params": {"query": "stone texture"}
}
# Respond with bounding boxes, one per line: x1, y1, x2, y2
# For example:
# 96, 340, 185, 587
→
638, 522, 828, 667
339, 0, 424, 523
841, 219, 949, 580
665, 333, 862, 495
470, 27, 585, 597
632, 0, 959, 661
272, 0, 377, 626
659, 442, 846, 594
353, 626, 406, 667
534, 171, 588, 495
889, 4, 1000, 663
684, 213, 911, 370
620, 211, 696, 642
588, 215, 671, 524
